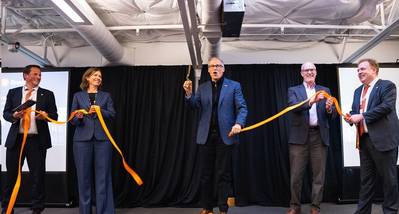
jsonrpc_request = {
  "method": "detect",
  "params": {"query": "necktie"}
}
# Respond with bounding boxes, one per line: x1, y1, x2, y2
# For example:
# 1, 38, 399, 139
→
22, 88, 33, 129
358, 84, 369, 136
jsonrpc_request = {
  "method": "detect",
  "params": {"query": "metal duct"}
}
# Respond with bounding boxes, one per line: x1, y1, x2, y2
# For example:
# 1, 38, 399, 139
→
52, 0, 124, 63
202, 0, 222, 60
178, 0, 198, 68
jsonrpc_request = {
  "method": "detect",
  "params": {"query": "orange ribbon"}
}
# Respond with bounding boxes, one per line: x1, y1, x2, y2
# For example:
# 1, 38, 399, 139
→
6, 107, 143, 214
92, 106, 143, 186
6, 111, 30, 214
240, 90, 348, 133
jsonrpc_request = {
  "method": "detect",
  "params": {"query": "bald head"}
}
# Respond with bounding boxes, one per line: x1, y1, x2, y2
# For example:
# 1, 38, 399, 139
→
300, 62, 317, 86
301, 62, 316, 71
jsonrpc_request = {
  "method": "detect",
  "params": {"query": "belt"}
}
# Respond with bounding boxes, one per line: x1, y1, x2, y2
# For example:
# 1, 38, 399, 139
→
18, 133, 38, 138
309, 126, 319, 130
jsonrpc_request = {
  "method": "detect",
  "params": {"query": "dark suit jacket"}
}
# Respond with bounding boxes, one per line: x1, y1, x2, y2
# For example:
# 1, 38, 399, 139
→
350, 79, 399, 151
186, 78, 248, 145
70, 90, 115, 141
288, 84, 336, 146
3, 87, 58, 149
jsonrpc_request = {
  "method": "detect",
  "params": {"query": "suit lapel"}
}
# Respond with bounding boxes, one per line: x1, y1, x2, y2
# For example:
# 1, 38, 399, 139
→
81, 91, 91, 109
298, 84, 307, 101
36, 88, 44, 111
219, 79, 228, 108
367, 79, 380, 110
96, 91, 104, 106
15, 87, 23, 104
354, 86, 362, 112
315, 85, 321, 112
204, 81, 212, 107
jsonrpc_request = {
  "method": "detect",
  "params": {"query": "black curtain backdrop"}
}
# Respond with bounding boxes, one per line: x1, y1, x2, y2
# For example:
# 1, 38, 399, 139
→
66, 64, 342, 208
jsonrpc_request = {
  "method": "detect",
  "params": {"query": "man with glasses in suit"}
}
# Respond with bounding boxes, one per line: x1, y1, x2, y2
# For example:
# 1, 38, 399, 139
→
286, 62, 335, 214
183, 57, 247, 214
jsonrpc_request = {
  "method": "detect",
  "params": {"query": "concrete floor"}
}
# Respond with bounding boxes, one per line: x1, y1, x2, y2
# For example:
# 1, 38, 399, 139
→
7, 203, 392, 214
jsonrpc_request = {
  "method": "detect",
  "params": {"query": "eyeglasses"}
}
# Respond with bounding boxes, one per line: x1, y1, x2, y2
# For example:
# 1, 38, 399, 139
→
301, 68, 316, 73
209, 64, 224, 68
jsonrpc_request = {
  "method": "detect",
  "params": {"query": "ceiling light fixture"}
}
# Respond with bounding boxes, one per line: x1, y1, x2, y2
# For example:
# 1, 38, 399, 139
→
50, 0, 91, 25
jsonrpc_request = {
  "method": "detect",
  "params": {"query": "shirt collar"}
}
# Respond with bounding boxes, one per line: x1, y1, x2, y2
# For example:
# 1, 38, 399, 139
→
212, 77, 224, 86
303, 81, 315, 89
24, 85, 39, 91
366, 77, 379, 89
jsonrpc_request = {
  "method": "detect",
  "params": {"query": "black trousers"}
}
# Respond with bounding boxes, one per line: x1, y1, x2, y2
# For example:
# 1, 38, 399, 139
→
355, 134, 399, 214
1, 134, 47, 212
199, 130, 233, 212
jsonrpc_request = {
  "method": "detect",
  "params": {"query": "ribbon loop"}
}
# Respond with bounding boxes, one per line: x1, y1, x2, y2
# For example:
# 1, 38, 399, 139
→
240, 90, 347, 133
6, 107, 142, 214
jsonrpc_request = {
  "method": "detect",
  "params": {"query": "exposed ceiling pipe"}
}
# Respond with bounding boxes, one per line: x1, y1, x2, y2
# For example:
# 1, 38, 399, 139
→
343, 17, 399, 63
43, 34, 60, 66
12, 41, 54, 67
202, 0, 222, 60
177, 0, 198, 69
5, 23, 388, 34
51, 0, 124, 63
187, 0, 202, 68
338, 37, 348, 62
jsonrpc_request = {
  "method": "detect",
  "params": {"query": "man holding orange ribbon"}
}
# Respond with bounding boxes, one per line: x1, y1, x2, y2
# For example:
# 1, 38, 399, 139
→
2, 65, 58, 214
345, 58, 399, 214
183, 57, 247, 214
286, 62, 335, 214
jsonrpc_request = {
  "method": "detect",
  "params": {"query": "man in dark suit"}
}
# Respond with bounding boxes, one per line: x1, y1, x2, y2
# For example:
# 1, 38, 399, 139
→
183, 57, 247, 214
287, 62, 335, 214
346, 58, 399, 214
1, 65, 58, 214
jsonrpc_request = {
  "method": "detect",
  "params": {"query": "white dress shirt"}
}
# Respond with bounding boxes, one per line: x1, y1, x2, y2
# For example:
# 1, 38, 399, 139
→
304, 82, 318, 126
19, 86, 39, 134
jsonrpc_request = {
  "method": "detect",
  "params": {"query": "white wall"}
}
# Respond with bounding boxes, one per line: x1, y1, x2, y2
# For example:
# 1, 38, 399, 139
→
1, 40, 399, 67
222, 40, 399, 64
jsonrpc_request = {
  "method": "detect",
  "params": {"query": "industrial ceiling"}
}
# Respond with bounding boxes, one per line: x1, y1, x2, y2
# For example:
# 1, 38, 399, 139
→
1, 0, 399, 67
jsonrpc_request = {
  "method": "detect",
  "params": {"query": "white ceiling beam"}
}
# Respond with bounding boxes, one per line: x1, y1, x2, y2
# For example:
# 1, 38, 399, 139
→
379, 3, 386, 26
241, 24, 384, 30
388, 0, 398, 23
5, 23, 387, 34
1, 0, 8, 35
238, 33, 399, 37
7, 6, 53, 11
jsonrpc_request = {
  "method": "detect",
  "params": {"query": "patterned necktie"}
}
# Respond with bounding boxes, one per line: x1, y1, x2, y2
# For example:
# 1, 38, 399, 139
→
358, 84, 370, 136
22, 88, 33, 128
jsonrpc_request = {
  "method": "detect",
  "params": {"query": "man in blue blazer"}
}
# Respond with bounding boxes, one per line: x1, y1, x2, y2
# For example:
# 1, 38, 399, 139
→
287, 62, 335, 214
183, 57, 247, 214
2, 65, 58, 214
346, 58, 399, 214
